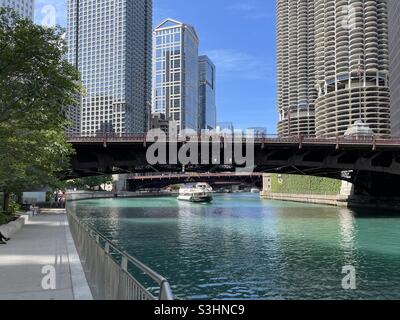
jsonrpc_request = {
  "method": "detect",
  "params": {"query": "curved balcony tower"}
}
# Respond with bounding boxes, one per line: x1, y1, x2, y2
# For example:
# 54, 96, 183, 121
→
314, 0, 390, 138
277, 0, 317, 137
389, 0, 400, 137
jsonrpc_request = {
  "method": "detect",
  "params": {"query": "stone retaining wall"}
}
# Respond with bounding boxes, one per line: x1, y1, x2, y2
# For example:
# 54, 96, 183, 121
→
261, 192, 349, 207
0, 213, 31, 238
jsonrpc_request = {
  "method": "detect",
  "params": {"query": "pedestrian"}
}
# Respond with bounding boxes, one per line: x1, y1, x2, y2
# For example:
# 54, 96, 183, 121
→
0, 231, 10, 244
61, 192, 67, 208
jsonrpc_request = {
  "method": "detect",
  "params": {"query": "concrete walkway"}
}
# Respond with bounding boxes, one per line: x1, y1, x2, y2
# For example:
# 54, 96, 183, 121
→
0, 210, 92, 300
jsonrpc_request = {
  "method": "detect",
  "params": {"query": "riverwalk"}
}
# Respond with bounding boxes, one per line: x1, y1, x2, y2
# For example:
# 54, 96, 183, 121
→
0, 210, 92, 300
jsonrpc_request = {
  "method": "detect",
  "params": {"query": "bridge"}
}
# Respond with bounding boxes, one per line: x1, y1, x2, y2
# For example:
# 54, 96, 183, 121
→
66, 134, 400, 197
126, 173, 263, 191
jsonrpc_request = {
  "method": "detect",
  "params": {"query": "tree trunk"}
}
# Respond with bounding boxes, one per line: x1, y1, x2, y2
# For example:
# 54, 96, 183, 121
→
2, 192, 10, 213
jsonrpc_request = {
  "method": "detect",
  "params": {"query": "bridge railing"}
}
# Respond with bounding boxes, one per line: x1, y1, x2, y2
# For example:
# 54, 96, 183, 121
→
67, 212, 174, 301
65, 133, 400, 146
126, 172, 263, 180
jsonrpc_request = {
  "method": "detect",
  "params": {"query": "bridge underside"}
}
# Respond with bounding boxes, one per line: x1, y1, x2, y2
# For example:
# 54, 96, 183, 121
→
127, 176, 262, 192
65, 141, 400, 197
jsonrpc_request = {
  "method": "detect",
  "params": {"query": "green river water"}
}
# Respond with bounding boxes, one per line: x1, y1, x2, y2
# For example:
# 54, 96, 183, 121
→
67, 193, 400, 300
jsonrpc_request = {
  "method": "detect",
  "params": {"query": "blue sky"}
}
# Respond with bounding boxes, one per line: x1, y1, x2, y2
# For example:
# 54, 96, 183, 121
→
35, 0, 277, 133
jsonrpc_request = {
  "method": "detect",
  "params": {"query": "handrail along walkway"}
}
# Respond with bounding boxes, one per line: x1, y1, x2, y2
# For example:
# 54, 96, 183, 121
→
67, 212, 174, 300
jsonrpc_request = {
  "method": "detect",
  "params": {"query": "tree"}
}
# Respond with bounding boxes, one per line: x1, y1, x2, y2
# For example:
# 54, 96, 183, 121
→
0, 9, 81, 212
66, 175, 114, 191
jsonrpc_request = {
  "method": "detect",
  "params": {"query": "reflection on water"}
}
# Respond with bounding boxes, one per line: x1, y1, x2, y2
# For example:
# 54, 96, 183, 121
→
68, 194, 400, 300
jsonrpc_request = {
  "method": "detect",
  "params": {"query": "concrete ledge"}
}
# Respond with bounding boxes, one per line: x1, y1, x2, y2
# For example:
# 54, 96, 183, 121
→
63, 215, 93, 300
261, 192, 348, 207
0, 215, 28, 238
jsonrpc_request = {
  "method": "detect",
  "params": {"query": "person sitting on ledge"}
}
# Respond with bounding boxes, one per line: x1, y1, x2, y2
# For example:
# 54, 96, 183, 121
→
0, 231, 10, 244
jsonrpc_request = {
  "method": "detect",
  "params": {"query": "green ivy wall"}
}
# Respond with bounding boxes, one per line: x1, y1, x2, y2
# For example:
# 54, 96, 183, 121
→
270, 174, 342, 195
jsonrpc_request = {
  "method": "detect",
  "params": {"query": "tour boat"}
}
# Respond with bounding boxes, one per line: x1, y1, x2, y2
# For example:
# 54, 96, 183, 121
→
177, 183, 213, 203
251, 188, 261, 193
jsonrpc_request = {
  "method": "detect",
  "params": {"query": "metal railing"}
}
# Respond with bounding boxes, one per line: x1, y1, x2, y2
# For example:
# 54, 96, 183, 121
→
67, 212, 174, 301
65, 133, 400, 147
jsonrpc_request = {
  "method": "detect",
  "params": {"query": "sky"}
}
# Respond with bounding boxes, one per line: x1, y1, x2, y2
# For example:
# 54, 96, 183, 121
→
34, 0, 277, 133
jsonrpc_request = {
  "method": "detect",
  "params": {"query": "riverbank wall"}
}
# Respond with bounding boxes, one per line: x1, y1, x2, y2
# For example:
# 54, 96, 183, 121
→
261, 174, 400, 210
261, 173, 349, 207
261, 192, 350, 207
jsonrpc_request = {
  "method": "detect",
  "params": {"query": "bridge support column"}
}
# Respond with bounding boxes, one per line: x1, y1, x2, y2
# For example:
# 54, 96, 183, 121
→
352, 172, 400, 197
347, 172, 400, 210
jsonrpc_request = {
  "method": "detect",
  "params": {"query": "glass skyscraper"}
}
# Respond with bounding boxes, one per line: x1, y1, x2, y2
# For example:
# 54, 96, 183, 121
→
0, 0, 34, 20
152, 18, 199, 133
67, 0, 152, 135
198, 55, 216, 131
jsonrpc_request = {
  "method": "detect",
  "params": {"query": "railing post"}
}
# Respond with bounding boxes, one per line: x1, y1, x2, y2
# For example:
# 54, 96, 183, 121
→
121, 256, 128, 271
159, 280, 174, 301
105, 242, 110, 254
298, 134, 303, 150
336, 135, 340, 150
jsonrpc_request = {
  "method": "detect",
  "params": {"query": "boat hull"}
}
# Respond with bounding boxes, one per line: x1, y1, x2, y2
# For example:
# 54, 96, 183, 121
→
177, 195, 213, 203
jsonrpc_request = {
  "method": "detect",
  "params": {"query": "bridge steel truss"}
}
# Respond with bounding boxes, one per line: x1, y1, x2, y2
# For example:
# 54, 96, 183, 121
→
66, 135, 400, 197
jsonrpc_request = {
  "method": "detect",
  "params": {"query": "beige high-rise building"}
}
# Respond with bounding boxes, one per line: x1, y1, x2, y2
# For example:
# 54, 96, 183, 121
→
277, 0, 391, 138
67, 0, 152, 136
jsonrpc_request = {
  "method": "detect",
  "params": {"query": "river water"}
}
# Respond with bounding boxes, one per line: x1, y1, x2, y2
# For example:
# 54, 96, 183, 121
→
67, 193, 400, 300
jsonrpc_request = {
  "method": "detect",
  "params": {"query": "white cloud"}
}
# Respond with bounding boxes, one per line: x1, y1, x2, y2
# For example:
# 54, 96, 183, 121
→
206, 49, 275, 80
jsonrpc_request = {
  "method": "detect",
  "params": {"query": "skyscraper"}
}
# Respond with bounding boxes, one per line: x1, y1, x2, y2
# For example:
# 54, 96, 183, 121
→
276, 0, 317, 137
152, 18, 199, 133
0, 0, 34, 20
277, 0, 391, 138
315, 0, 390, 138
198, 55, 216, 131
67, 0, 152, 135
388, 0, 400, 137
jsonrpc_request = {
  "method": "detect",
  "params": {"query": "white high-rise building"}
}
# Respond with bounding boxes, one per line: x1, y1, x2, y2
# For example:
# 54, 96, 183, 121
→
0, 0, 34, 20
277, 0, 317, 137
277, 0, 391, 138
152, 18, 199, 133
388, 0, 400, 137
314, 0, 390, 138
67, 0, 152, 135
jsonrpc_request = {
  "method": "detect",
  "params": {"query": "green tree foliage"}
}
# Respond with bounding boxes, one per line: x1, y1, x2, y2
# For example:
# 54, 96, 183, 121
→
0, 9, 81, 212
66, 175, 113, 191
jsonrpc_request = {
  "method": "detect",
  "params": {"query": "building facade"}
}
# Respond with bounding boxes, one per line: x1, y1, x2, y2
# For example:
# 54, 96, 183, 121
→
67, 0, 152, 135
389, 0, 400, 137
0, 0, 34, 20
152, 18, 199, 134
198, 55, 217, 131
277, 0, 391, 138
276, 0, 317, 137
